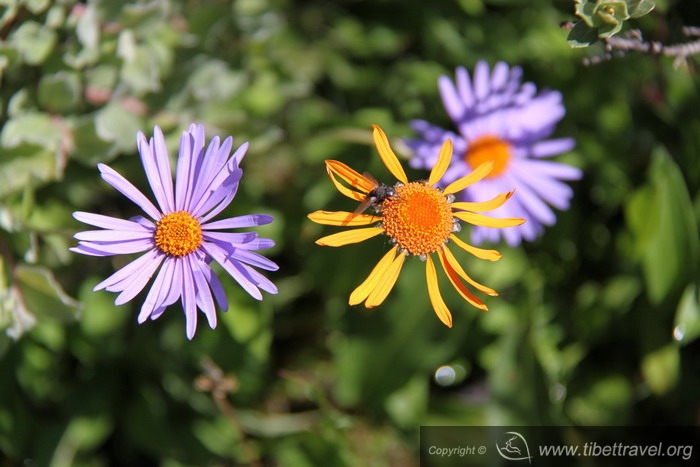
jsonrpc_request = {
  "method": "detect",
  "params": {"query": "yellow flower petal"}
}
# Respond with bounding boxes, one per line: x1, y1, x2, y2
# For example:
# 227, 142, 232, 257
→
451, 190, 515, 213
428, 138, 453, 186
425, 255, 453, 328
371, 124, 408, 184
437, 250, 489, 309
349, 245, 399, 305
449, 234, 502, 261
453, 211, 525, 228
308, 210, 380, 226
316, 227, 384, 247
365, 250, 406, 308
443, 161, 494, 195
326, 160, 375, 200
440, 246, 497, 297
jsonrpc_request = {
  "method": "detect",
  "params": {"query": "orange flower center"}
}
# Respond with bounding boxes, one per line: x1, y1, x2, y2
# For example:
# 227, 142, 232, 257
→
464, 135, 511, 178
155, 211, 203, 257
381, 182, 454, 256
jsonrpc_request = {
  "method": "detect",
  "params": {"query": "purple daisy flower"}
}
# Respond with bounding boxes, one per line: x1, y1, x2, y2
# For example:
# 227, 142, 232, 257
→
71, 124, 278, 339
406, 61, 582, 246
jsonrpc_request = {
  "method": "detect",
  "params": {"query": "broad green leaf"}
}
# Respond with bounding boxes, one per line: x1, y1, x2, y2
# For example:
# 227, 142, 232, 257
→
0, 145, 60, 199
94, 102, 146, 154
567, 375, 633, 425
38, 72, 82, 113
14, 264, 82, 322
11, 21, 57, 65
78, 277, 128, 338
385, 376, 427, 429
70, 117, 116, 165
25, 0, 51, 14
673, 283, 700, 345
0, 258, 36, 339
1, 112, 62, 149
641, 344, 679, 395
567, 20, 600, 48
624, 147, 700, 303
76, 3, 100, 49
626, 0, 655, 18
45, 4, 66, 29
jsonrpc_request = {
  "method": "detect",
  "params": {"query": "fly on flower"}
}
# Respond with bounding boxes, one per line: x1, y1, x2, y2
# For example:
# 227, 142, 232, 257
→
308, 125, 524, 327
71, 124, 278, 340
351, 172, 396, 218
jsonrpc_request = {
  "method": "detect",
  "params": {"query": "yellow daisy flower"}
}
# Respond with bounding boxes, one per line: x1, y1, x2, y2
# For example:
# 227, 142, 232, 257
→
308, 125, 524, 327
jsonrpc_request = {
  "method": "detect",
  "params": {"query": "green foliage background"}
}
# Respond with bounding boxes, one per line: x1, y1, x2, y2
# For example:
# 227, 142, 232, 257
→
1, 0, 699, 465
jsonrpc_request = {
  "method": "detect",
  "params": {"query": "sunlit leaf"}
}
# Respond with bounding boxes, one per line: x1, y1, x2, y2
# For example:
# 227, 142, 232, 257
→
624, 147, 700, 303
567, 21, 600, 48
641, 344, 679, 395
673, 283, 700, 345
11, 21, 57, 65
626, 0, 656, 18
38, 72, 82, 113
14, 264, 82, 322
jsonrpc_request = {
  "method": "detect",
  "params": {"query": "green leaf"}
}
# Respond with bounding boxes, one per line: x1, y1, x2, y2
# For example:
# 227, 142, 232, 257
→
25, 0, 51, 14
70, 117, 116, 165
626, 0, 655, 18
76, 3, 100, 49
14, 264, 82, 323
78, 277, 129, 338
384, 376, 427, 429
38, 72, 82, 113
0, 145, 60, 199
567, 21, 600, 48
624, 147, 700, 303
641, 344, 679, 395
567, 375, 633, 425
673, 283, 700, 345
1, 112, 63, 149
0, 258, 37, 339
11, 20, 57, 65
94, 102, 146, 154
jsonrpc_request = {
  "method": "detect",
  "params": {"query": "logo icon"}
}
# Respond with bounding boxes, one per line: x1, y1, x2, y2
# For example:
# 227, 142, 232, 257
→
495, 431, 533, 463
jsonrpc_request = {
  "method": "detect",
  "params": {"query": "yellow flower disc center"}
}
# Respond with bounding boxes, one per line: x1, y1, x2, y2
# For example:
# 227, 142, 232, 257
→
465, 135, 512, 178
155, 211, 203, 257
381, 182, 454, 256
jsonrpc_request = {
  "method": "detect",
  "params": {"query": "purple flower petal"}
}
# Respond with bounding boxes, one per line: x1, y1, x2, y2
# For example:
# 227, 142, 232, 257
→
74, 229, 153, 242
203, 214, 273, 230
189, 255, 217, 329
528, 138, 576, 158
74, 238, 154, 256
73, 212, 153, 231
98, 163, 161, 221
94, 249, 163, 293
239, 238, 275, 251
228, 247, 279, 271
137, 127, 174, 214
198, 260, 228, 312
439, 74, 465, 122
138, 255, 175, 323
114, 251, 164, 305
180, 257, 198, 340
196, 167, 243, 223
174, 127, 197, 212
203, 231, 257, 245
203, 242, 263, 300
151, 256, 183, 320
